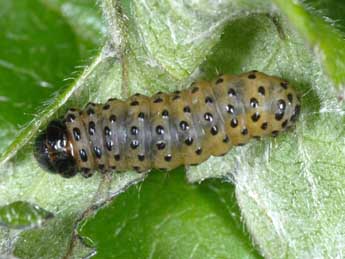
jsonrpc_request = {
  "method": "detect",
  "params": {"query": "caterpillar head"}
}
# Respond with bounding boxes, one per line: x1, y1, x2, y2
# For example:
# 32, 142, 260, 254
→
34, 120, 77, 178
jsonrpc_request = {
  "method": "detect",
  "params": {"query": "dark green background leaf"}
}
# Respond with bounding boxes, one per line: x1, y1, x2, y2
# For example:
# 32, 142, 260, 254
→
79, 170, 262, 259
0, 0, 104, 154
0, 201, 53, 229
273, 0, 345, 89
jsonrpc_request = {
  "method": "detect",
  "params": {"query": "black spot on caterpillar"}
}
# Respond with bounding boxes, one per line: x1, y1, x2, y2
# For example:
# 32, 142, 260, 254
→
34, 71, 301, 178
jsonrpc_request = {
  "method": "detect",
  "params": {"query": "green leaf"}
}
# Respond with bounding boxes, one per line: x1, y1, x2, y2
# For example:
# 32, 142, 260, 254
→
0, 201, 53, 229
0, 0, 105, 157
272, 0, 345, 89
305, 0, 345, 31
43, 0, 105, 54
0, 0, 79, 153
2, 0, 345, 258
78, 170, 262, 259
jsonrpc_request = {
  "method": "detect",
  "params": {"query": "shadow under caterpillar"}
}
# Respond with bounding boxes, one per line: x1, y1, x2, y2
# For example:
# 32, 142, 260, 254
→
34, 71, 301, 178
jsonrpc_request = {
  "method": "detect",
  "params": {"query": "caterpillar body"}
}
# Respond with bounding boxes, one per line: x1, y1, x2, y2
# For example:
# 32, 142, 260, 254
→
34, 71, 300, 178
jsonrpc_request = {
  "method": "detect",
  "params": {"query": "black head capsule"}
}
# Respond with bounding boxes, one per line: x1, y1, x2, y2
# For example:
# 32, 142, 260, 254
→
34, 120, 77, 178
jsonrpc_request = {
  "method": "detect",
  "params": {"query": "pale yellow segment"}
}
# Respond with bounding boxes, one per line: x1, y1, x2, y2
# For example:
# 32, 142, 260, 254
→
65, 108, 95, 170
103, 99, 128, 171
150, 93, 182, 170
123, 95, 152, 172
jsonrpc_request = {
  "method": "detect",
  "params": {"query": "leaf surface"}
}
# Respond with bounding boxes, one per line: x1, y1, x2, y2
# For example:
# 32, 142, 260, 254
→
1, 0, 345, 258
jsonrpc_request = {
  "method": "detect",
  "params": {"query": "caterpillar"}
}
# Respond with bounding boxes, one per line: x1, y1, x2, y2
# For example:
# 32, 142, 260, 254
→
34, 71, 300, 178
